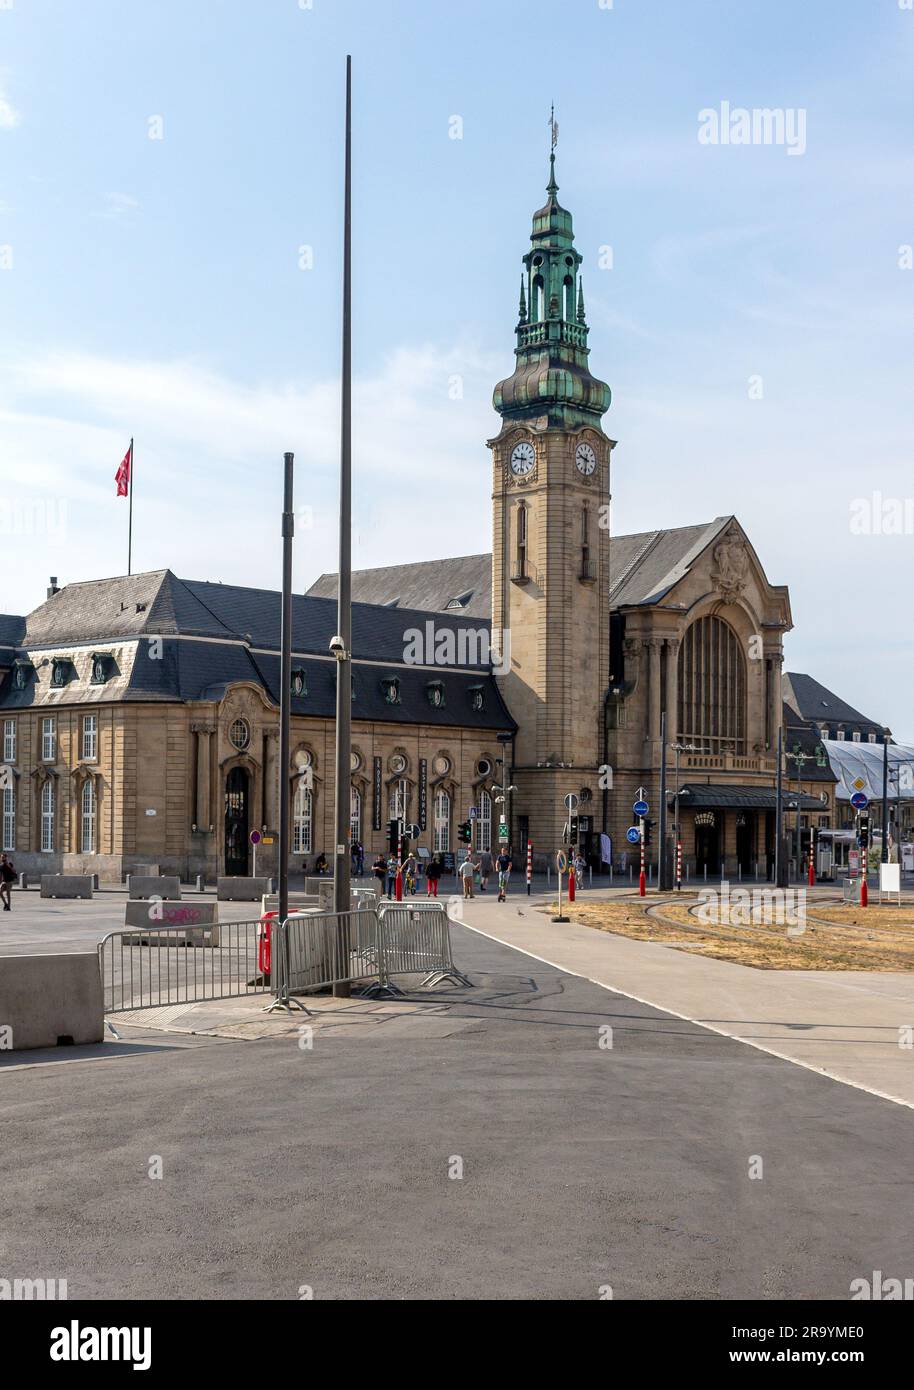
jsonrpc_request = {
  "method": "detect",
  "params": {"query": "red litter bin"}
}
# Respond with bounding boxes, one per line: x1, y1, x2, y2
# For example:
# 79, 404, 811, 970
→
259, 910, 277, 978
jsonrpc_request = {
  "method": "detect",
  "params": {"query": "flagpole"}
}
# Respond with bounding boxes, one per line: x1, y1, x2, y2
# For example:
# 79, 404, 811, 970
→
128, 437, 134, 576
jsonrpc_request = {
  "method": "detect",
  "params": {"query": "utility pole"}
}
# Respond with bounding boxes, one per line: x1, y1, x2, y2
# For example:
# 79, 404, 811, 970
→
775, 724, 784, 888
278, 452, 294, 930
658, 711, 669, 890
332, 55, 354, 999
881, 730, 890, 864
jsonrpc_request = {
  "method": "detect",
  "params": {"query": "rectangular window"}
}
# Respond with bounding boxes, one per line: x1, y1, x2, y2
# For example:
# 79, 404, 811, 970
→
852, 731, 861, 743
868, 733, 877, 744
2, 719, 15, 764
41, 779, 54, 852
82, 714, 98, 761
81, 780, 96, 854
41, 716, 56, 762
433, 790, 450, 852
2, 785, 14, 851
292, 787, 312, 855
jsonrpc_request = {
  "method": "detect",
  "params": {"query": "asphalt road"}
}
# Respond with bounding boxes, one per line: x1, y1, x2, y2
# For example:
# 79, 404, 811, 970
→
2, 921, 913, 1300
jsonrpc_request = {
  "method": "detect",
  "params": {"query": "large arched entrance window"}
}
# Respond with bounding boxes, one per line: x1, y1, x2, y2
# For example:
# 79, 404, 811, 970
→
677, 615, 746, 754
224, 766, 250, 875
292, 785, 312, 856
350, 785, 361, 845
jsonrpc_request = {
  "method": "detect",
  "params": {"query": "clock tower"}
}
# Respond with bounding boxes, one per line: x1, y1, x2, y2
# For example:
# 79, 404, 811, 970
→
489, 144, 614, 853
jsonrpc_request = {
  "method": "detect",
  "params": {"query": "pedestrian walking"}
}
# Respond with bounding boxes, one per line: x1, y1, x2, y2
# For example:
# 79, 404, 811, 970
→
495, 847, 512, 902
372, 854, 387, 890
478, 849, 493, 893
0, 853, 15, 912
426, 854, 442, 898
459, 853, 476, 900
385, 852, 399, 898
573, 851, 586, 888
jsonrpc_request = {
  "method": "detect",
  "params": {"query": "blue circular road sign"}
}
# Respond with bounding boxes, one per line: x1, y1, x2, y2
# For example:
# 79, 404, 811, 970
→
850, 791, 869, 810
633, 800, 649, 818
626, 826, 641, 844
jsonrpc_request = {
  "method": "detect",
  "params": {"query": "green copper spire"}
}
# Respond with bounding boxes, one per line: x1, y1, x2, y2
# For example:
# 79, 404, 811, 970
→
493, 127, 611, 430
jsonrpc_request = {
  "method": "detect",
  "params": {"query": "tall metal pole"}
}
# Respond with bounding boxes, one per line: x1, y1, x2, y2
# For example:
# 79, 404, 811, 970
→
775, 724, 784, 887
332, 56, 353, 998
881, 731, 890, 863
127, 437, 134, 576
278, 452, 294, 929
658, 711, 668, 890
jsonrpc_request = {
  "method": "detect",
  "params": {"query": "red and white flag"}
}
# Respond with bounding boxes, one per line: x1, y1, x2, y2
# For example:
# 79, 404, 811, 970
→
115, 443, 132, 497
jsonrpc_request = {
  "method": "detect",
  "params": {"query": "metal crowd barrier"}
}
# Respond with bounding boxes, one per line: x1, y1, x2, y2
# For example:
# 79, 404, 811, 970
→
376, 900, 472, 991
273, 908, 379, 1008
98, 919, 268, 1015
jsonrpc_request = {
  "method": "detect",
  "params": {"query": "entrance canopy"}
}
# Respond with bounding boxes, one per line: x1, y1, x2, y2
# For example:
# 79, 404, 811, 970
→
674, 783, 825, 811
821, 738, 914, 802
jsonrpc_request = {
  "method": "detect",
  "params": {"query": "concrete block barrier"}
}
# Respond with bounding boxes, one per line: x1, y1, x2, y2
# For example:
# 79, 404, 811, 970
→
122, 899, 219, 945
216, 876, 272, 902
127, 875, 181, 900
0, 952, 104, 1049
39, 874, 93, 900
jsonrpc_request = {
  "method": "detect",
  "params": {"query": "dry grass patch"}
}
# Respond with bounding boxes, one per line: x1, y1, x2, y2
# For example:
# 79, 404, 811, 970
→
552, 895, 914, 972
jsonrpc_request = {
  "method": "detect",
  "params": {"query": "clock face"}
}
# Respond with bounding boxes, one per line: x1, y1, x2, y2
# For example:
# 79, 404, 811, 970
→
510, 441, 535, 476
575, 442, 597, 476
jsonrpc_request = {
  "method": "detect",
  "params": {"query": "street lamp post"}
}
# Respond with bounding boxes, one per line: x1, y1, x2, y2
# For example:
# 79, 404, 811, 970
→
671, 741, 698, 890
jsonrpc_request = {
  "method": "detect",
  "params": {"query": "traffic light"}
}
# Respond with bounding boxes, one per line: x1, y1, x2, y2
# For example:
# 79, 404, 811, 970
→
568, 816, 579, 846
859, 815, 870, 850
643, 818, 653, 848
458, 820, 472, 845
387, 818, 403, 853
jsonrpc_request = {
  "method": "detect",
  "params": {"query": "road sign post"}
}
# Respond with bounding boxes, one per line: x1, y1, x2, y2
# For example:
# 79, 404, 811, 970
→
553, 850, 568, 922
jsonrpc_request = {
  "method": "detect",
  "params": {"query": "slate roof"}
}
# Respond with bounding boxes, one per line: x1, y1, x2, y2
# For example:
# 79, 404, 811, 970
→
783, 672, 884, 733
308, 554, 492, 618
0, 613, 26, 667
675, 783, 826, 811
780, 701, 836, 782
308, 518, 738, 618
1, 571, 515, 731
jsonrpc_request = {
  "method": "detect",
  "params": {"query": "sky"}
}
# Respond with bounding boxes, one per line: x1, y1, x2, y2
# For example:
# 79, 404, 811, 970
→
1, 0, 913, 737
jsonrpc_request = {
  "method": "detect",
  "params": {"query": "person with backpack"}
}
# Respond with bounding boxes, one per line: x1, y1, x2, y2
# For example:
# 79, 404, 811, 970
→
426, 854, 442, 898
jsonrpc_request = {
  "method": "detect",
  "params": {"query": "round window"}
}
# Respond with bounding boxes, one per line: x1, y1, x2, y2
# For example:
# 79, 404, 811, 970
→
229, 719, 250, 752
350, 751, 362, 773
476, 757, 492, 778
433, 754, 450, 778
389, 753, 407, 775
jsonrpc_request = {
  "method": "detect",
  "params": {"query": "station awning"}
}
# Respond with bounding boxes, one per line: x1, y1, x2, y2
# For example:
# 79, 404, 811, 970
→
673, 784, 826, 811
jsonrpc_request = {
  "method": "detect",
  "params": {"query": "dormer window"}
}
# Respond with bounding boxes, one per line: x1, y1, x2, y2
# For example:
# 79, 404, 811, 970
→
381, 676, 401, 706
446, 590, 473, 611
468, 684, 485, 713
90, 652, 113, 685
426, 681, 445, 709
12, 661, 33, 691
51, 657, 74, 688
291, 667, 307, 697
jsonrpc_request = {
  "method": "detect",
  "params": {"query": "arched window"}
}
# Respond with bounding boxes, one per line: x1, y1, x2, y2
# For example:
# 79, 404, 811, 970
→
477, 789, 492, 853
564, 275, 575, 321
81, 779, 96, 854
350, 785, 361, 844
292, 785, 312, 855
531, 274, 544, 321
516, 502, 528, 580
388, 778, 409, 822
41, 779, 54, 852
581, 503, 590, 577
433, 789, 450, 852
2, 784, 14, 851
677, 616, 747, 755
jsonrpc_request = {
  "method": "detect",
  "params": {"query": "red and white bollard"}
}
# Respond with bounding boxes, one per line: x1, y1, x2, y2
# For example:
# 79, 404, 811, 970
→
639, 821, 646, 897
526, 840, 532, 897
568, 865, 576, 902
676, 841, 682, 892
808, 843, 815, 887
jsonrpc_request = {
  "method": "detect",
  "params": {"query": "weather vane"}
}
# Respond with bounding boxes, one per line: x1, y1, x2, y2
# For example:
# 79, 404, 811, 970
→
549, 104, 559, 152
